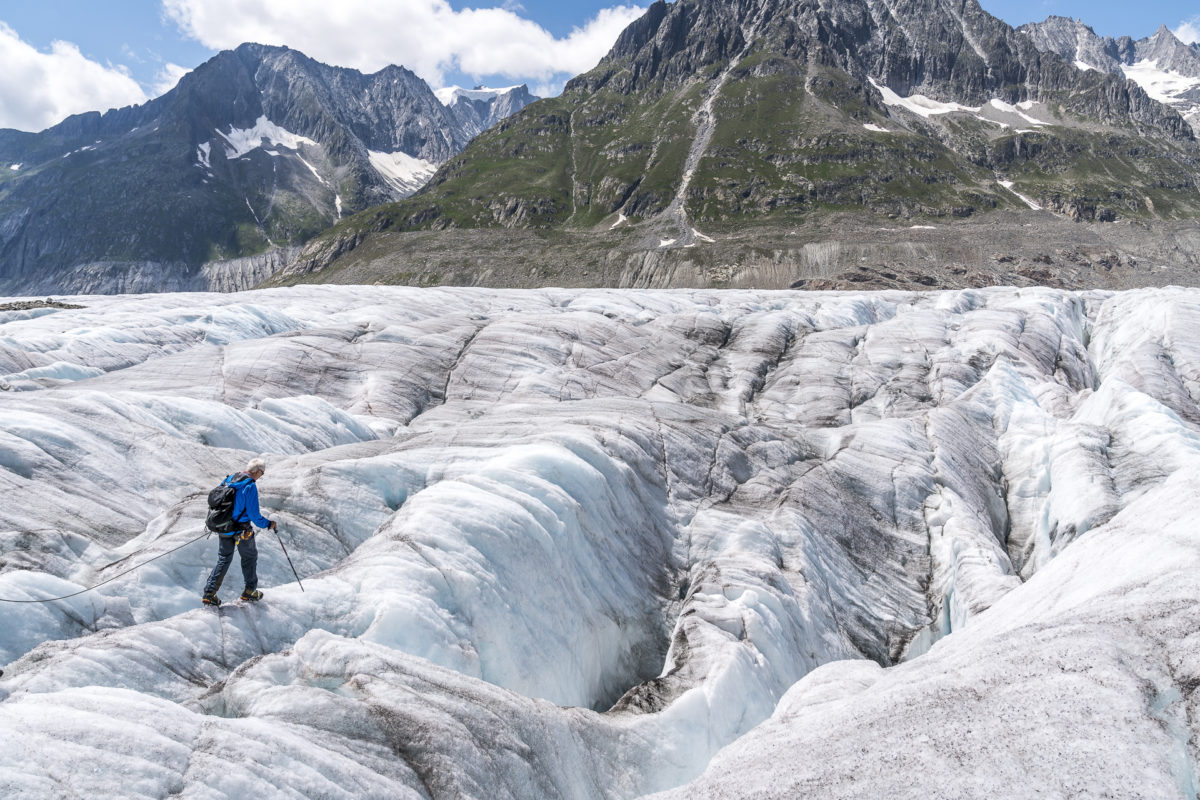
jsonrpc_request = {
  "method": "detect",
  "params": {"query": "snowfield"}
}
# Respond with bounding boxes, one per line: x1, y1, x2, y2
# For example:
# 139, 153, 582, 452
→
1, 286, 1199, 798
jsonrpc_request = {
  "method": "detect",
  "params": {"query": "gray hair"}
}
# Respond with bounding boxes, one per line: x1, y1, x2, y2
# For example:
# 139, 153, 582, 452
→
245, 457, 267, 475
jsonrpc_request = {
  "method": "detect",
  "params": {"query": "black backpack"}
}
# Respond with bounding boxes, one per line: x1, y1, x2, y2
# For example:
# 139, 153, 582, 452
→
206, 474, 246, 534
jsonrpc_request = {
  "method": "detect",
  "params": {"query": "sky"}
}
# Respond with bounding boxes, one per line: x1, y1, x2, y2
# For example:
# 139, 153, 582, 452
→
0, 0, 1198, 133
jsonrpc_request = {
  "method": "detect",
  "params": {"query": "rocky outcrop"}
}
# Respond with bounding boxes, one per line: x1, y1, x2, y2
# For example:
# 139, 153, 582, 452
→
275, 231, 368, 281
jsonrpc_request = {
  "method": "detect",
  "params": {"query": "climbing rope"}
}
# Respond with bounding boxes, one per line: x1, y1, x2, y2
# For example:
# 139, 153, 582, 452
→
0, 529, 212, 604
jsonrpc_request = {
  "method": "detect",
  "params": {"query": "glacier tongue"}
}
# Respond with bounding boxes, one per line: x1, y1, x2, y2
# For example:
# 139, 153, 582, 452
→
2, 286, 1200, 797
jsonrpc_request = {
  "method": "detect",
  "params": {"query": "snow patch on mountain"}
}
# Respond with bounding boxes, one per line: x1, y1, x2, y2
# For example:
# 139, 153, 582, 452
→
295, 156, 323, 184
998, 179, 1043, 210
988, 99, 1048, 126
871, 79, 975, 117
870, 80, 1053, 128
217, 116, 317, 160
8, 164, 18, 171
291, 155, 342, 218
367, 150, 438, 196
63, 144, 99, 158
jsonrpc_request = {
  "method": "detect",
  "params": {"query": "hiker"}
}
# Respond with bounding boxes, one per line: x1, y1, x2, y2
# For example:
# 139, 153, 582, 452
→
202, 457, 276, 606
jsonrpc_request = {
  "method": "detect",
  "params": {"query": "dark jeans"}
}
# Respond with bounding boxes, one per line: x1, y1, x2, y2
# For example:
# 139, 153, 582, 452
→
203, 531, 258, 596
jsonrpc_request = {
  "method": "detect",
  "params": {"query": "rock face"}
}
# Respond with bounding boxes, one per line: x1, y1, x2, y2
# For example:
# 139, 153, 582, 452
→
1021, 17, 1200, 132
0, 44, 528, 295
1015, 16, 1129, 73
586, 0, 1186, 133
303, 0, 1200, 289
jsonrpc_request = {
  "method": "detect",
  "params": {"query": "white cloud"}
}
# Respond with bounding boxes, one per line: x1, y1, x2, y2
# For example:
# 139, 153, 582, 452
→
0, 23, 149, 132
533, 80, 566, 99
1175, 17, 1200, 45
161, 0, 646, 88
152, 62, 191, 96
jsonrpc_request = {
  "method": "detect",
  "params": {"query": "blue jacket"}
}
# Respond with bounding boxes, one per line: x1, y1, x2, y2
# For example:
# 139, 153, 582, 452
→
224, 472, 273, 532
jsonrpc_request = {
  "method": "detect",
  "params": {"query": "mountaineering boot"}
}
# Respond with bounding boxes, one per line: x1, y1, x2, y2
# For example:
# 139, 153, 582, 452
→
240, 589, 263, 602
202, 593, 221, 607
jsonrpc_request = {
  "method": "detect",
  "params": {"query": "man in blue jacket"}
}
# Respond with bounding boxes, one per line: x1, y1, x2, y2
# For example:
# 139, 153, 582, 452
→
202, 457, 276, 606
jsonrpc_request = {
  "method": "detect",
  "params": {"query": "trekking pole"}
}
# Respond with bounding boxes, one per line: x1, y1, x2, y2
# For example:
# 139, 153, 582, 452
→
273, 526, 304, 592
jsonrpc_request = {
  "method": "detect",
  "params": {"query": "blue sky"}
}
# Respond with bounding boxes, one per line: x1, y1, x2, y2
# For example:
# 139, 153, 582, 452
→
1, 0, 1198, 132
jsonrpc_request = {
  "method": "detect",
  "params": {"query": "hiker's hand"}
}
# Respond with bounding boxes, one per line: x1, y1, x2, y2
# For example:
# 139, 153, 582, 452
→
268, 520, 277, 531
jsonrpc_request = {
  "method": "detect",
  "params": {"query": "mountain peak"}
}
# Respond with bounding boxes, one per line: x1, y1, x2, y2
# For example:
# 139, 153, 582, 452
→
1133, 23, 1200, 79
232, 41, 288, 55
436, 84, 539, 138
0, 43, 530, 294
435, 85, 529, 106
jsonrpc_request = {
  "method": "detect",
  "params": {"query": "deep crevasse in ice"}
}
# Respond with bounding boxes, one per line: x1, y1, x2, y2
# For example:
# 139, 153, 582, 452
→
1, 286, 1199, 798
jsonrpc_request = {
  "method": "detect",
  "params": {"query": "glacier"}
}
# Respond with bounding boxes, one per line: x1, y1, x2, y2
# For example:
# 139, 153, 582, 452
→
1, 285, 1199, 798
367, 150, 439, 197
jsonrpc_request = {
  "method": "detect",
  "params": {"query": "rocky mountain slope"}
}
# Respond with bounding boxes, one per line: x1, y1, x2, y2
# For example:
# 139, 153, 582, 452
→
0, 45, 534, 295
1020, 17, 1200, 132
282, 0, 1200, 291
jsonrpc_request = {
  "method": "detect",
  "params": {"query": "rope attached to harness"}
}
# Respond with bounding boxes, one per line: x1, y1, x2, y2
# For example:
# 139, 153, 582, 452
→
0, 529, 212, 604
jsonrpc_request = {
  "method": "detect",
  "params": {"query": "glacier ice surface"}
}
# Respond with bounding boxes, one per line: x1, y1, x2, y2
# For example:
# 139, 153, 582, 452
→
2, 286, 1200, 798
